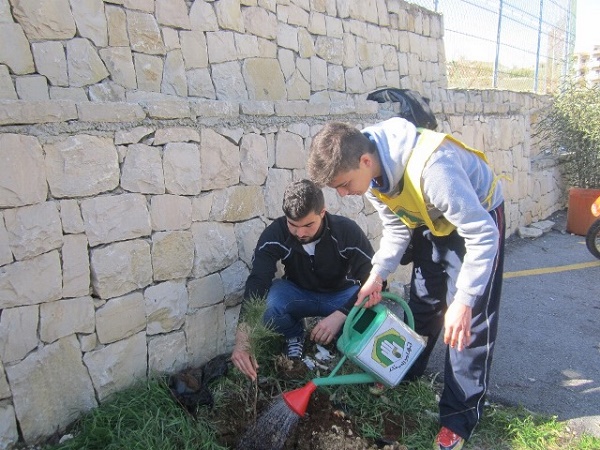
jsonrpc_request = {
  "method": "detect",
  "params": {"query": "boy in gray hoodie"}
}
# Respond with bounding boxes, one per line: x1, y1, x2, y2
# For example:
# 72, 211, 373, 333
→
307, 117, 505, 450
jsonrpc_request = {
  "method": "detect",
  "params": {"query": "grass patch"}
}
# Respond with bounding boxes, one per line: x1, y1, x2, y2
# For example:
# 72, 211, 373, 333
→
47, 299, 599, 450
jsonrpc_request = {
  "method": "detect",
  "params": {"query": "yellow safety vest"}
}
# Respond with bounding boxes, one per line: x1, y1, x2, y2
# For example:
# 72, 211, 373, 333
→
371, 129, 494, 237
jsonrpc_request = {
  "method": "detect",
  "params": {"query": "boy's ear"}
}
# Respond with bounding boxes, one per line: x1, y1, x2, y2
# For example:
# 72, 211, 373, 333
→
359, 153, 373, 167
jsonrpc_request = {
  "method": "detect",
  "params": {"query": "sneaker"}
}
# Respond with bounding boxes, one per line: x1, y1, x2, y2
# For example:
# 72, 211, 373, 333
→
285, 336, 304, 359
434, 427, 464, 450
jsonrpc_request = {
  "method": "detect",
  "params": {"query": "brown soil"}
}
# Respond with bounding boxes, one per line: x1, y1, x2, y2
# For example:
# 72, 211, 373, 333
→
212, 352, 410, 450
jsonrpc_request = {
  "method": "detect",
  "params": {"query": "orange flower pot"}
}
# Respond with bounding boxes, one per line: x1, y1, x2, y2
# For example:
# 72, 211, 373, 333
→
566, 188, 600, 236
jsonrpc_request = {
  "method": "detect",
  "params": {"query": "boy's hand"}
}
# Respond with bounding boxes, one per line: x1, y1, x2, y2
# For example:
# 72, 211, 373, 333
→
231, 328, 259, 381
355, 275, 384, 307
310, 311, 346, 344
443, 302, 472, 351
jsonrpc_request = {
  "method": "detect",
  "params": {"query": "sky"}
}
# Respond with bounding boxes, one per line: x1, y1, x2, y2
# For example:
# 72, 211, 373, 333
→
574, 0, 600, 52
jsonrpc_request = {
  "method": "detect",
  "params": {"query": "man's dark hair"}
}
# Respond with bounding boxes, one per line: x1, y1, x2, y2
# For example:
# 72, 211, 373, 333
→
282, 180, 325, 220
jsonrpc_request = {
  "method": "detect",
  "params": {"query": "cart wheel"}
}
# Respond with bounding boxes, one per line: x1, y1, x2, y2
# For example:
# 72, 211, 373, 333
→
585, 219, 600, 260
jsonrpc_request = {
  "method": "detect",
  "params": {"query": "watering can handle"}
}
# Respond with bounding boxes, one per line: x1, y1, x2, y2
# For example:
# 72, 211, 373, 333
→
342, 291, 415, 339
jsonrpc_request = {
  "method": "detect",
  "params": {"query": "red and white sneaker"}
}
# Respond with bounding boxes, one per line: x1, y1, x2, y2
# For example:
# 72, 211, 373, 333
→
434, 426, 464, 450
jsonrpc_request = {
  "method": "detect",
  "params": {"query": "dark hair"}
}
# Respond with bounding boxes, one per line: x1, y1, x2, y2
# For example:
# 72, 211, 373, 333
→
282, 180, 325, 220
307, 122, 373, 186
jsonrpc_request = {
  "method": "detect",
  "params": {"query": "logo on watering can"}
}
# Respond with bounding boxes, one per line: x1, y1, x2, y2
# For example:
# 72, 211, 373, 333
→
371, 328, 409, 368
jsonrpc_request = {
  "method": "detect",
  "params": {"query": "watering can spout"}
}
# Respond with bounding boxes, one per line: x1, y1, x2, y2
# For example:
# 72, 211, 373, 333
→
282, 381, 317, 417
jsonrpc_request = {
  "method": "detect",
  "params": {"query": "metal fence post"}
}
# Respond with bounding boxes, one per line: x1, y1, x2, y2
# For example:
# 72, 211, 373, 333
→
493, 0, 504, 88
534, 0, 544, 93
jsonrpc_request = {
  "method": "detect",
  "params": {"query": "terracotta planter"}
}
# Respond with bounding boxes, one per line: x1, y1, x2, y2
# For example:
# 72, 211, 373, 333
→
566, 187, 600, 236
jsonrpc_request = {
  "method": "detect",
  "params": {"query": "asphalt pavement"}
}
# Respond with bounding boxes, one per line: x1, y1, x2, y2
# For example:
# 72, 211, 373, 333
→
427, 209, 600, 438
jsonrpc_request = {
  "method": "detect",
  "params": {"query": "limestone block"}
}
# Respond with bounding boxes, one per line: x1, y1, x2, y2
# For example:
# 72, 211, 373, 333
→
126, 10, 166, 55
99, 47, 137, 89
242, 57, 286, 100
134, 53, 163, 92
90, 239, 152, 299
186, 68, 215, 98
71, 0, 108, 46
154, 127, 200, 145
61, 234, 90, 298
315, 36, 343, 65
45, 135, 119, 198
191, 221, 237, 277
239, 133, 268, 185
264, 168, 292, 219
0, 0, 11, 23
220, 260, 248, 306
310, 56, 327, 91
150, 195, 192, 231
275, 130, 305, 169
156, 0, 191, 29
162, 50, 187, 97
151, 230, 194, 281
189, 98, 238, 117
180, 31, 208, 69
66, 38, 109, 87
0, 99, 78, 125
185, 303, 226, 366
0, 213, 12, 267
327, 64, 345, 91
49, 87, 88, 101
7, 335, 97, 442
83, 331, 147, 401
30, 41, 67, 87
210, 185, 265, 222
39, 296, 94, 343
162, 142, 201, 195
242, 7, 277, 40
206, 31, 237, 64
95, 292, 146, 344
0, 404, 18, 450
199, 128, 240, 189
0, 251, 62, 308
235, 34, 261, 59
147, 331, 187, 374
286, 70, 310, 100
211, 61, 247, 100
0, 304, 38, 363
121, 144, 165, 194
277, 22, 298, 52
162, 27, 180, 51
78, 333, 97, 352
0, 64, 16, 99
81, 194, 151, 247
3, 202, 62, 261
144, 280, 187, 335
144, 99, 190, 119
215, 0, 244, 32
189, 0, 218, 31
239, 100, 274, 115
106, 4, 129, 46
234, 218, 265, 266
0, 134, 47, 208
187, 273, 224, 309
0, 23, 33, 75
10, 0, 75, 40
191, 193, 212, 221
224, 304, 239, 350
58, 200, 83, 235
123, 0, 153, 12
114, 127, 152, 145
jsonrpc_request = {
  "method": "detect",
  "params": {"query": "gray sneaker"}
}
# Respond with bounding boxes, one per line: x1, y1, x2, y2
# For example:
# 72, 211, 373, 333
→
285, 336, 304, 359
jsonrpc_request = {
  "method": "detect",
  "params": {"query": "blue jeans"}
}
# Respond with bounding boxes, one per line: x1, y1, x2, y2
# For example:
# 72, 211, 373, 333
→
263, 279, 359, 340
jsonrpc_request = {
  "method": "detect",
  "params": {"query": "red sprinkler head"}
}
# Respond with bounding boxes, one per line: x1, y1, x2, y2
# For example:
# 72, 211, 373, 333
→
282, 381, 317, 417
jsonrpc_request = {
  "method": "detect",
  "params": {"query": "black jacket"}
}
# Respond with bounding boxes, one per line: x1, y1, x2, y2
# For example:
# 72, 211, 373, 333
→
243, 212, 374, 315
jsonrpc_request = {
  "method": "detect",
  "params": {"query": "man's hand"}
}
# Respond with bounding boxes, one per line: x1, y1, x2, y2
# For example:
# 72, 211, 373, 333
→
231, 327, 259, 381
355, 274, 384, 307
310, 311, 346, 345
443, 301, 472, 351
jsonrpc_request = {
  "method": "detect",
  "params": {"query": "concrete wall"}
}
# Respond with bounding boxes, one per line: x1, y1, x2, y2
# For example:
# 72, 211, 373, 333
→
0, 0, 564, 447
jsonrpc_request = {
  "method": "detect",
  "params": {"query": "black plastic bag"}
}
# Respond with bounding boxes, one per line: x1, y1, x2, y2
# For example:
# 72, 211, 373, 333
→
367, 88, 438, 130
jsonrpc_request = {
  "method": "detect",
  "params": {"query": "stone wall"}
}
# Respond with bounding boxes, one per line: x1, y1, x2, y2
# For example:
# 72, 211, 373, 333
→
0, 0, 563, 447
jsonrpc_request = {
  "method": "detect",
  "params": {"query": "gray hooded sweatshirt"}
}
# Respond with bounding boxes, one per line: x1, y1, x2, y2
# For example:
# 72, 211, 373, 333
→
362, 117, 503, 308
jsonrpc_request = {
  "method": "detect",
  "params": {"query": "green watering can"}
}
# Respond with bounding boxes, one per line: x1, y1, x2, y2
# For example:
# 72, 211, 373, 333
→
282, 291, 426, 416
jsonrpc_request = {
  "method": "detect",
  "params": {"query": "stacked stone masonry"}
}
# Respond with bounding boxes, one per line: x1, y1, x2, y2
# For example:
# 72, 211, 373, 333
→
0, 0, 564, 447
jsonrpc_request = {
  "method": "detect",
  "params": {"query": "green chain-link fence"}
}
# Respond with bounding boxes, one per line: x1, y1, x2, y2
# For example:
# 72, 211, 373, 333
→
408, 0, 576, 94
